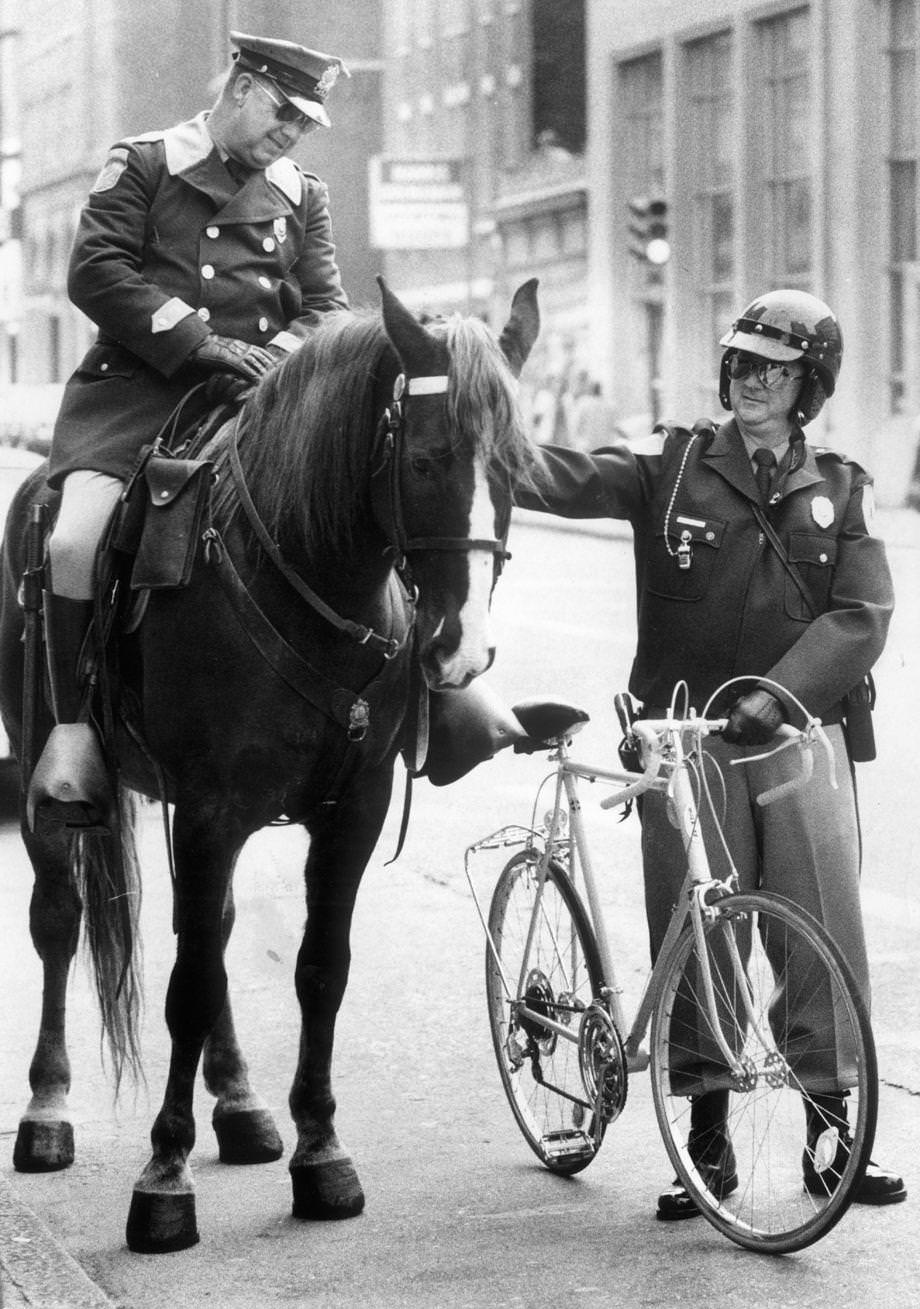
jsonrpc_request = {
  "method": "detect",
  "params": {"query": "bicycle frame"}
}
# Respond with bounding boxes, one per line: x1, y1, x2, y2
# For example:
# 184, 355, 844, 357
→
469, 717, 787, 1080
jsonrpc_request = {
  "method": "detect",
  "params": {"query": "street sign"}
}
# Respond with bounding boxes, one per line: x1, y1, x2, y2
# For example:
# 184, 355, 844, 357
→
369, 156, 469, 250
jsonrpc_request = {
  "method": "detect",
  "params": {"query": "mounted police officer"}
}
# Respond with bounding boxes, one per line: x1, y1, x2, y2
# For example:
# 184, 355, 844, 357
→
29, 31, 350, 830
516, 289, 906, 1218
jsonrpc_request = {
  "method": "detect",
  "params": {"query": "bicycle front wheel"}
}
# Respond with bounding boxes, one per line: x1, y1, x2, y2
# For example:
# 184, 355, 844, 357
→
485, 849, 614, 1175
650, 890, 877, 1254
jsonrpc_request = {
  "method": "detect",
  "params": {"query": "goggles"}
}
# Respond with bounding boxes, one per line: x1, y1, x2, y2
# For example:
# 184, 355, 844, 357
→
252, 77, 320, 133
727, 351, 805, 390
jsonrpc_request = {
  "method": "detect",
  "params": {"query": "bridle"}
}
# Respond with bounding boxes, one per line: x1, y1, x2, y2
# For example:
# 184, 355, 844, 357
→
223, 369, 511, 665
371, 371, 511, 578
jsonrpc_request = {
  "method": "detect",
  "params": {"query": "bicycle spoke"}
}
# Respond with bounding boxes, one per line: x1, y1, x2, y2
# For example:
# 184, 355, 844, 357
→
650, 891, 877, 1254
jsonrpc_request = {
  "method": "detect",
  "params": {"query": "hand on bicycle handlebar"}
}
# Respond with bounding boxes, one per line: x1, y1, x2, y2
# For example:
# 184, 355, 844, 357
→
190, 335, 277, 381
722, 689, 786, 746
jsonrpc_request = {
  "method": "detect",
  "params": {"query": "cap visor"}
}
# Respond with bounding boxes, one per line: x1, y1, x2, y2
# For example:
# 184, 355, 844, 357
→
286, 93, 331, 128
719, 328, 802, 362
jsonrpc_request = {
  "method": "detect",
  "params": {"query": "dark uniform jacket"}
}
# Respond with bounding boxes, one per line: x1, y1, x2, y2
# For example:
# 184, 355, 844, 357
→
49, 112, 348, 487
517, 419, 894, 722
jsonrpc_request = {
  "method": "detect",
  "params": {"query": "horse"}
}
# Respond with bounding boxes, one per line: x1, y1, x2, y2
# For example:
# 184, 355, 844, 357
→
0, 277, 541, 1252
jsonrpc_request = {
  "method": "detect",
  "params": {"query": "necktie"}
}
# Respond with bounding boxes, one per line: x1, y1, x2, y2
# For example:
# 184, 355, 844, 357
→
753, 447, 776, 504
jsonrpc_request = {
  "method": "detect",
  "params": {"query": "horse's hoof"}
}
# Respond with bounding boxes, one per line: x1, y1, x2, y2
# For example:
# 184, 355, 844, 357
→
126, 1190, 200, 1254
291, 1158, 365, 1221
13, 1119, 75, 1172
213, 1107, 284, 1164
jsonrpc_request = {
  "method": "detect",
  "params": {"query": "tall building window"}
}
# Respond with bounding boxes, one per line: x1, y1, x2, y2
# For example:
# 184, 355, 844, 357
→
531, 0, 585, 153
757, 8, 812, 287
619, 51, 664, 260
685, 30, 735, 370
887, 0, 918, 412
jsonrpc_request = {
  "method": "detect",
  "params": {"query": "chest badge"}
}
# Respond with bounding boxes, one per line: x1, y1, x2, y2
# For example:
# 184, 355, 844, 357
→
273, 216, 288, 244
811, 495, 834, 529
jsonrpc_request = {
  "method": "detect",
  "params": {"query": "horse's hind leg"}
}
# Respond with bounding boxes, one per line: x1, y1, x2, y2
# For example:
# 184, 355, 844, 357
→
14, 826, 81, 1172
203, 883, 283, 1164
288, 781, 391, 1222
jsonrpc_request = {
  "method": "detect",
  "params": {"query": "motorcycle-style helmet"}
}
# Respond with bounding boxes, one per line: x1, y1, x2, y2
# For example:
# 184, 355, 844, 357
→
718, 289, 843, 424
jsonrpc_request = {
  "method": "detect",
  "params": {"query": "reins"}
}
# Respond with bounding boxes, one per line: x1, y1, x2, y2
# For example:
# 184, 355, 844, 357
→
228, 418, 407, 659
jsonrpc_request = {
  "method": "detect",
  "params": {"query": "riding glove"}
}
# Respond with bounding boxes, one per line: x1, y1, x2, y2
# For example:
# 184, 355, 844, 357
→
190, 334, 277, 381
722, 689, 786, 746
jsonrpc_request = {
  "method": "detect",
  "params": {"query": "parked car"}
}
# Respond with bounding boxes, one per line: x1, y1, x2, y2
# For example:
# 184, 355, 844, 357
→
0, 444, 45, 820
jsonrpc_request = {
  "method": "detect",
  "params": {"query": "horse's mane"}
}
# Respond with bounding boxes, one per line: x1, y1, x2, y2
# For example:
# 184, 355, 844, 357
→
226, 305, 543, 559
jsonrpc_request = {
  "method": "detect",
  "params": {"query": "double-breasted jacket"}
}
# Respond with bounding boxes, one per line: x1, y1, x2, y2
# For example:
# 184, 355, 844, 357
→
49, 112, 348, 486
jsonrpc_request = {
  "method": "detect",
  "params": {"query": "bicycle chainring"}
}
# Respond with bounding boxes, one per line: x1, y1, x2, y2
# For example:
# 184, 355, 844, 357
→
578, 1002, 628, 1129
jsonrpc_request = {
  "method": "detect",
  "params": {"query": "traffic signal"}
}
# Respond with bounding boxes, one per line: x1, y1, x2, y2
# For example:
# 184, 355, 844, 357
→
627, 195, 670, 266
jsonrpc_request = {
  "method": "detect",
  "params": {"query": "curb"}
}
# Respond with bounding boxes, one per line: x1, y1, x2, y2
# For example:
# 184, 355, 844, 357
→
0, 1176, 116, 1309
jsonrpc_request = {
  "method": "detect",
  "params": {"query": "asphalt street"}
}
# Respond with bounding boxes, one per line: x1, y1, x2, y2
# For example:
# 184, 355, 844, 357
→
1, 506, 919, 1308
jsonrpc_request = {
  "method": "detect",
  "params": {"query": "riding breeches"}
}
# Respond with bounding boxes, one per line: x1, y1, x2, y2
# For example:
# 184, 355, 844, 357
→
638, 723, 869, 1094
47, 471, 124, 600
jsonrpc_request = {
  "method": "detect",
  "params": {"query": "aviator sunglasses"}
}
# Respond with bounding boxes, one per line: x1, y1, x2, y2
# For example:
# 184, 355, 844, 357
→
252, 77, 320, 133
727, 351, 805, 390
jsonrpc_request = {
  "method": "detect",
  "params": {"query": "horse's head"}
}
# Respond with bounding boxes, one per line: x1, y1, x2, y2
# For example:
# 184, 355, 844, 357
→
374, 277, 541, 690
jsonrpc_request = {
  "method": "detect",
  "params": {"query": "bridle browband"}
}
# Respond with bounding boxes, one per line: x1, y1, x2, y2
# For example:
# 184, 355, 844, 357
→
375, 371, 511, 571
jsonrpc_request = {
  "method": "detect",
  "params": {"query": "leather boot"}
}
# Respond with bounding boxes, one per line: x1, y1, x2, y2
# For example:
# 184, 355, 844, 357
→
803, 1093, 906, 1204
26, 593, 113, 832
656, 1089, 738, 1220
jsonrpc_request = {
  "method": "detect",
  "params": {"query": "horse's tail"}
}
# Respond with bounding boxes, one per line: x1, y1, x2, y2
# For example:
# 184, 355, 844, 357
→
72, 782, 144, 1092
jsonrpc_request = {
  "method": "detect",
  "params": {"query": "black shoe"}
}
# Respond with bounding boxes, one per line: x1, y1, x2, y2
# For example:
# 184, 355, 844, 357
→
802, 1094, 907, 1206
656, 1090, 738, 1222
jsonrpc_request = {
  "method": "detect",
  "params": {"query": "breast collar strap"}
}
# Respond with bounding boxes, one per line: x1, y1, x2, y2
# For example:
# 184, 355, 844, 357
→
227, 417, 409, 659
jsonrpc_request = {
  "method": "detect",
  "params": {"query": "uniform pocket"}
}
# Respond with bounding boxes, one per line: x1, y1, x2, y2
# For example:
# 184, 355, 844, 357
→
647, 514, 726, 601
75, 343, 141, 380
784, 531, 837, 620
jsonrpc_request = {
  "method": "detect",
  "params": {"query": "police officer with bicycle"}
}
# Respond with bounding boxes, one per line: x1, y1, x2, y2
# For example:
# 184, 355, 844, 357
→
516, 289, 906, 1219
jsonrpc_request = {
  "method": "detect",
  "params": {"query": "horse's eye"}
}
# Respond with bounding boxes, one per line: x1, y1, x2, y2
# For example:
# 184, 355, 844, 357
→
410, 456, 434, 476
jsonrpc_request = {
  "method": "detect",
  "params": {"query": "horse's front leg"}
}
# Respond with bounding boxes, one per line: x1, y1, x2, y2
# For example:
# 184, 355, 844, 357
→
14, 825, 81, 1172
289, 776, 391, 1221
126, 808, 242, 1253
203, 881, 284, 1164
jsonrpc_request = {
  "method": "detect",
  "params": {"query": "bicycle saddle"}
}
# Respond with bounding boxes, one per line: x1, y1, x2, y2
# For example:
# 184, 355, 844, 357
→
510, 699, 590, 751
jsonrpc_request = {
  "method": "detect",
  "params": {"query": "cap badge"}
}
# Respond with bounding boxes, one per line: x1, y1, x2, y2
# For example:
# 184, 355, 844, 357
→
315, 64, 340, 100
811, 495, 834, 529
273, 216, 288, 244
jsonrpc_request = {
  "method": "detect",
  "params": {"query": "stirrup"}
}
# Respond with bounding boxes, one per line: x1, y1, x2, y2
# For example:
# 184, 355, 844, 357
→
26, 723, 114, 833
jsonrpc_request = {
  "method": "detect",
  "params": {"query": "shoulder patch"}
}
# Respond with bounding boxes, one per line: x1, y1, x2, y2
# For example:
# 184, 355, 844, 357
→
90, 147, 129, 193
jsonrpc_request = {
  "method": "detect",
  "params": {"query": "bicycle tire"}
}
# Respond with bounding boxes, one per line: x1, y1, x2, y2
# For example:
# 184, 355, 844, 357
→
485, 849, 613, 1175
650, 890, 878, 1254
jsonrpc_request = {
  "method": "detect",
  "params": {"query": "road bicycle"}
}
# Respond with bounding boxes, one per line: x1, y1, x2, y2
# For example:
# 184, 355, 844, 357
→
464, 683, 877, 1254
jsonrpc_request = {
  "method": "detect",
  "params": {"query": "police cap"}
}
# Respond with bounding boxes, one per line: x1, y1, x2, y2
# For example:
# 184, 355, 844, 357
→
230, 31, 349, 128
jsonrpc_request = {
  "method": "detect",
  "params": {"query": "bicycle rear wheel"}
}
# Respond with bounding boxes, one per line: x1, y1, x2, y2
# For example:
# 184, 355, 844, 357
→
650, 890, 877, 1254
485, 849, 618, 1175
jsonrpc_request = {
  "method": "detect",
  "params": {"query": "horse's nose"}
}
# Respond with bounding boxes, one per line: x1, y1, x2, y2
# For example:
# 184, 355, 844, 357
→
421, 629, 495, 690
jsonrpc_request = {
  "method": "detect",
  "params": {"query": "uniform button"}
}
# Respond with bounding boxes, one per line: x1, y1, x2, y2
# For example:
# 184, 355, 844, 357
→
258, 317, 269, 332
206, 226, 219, 238
201, 264, 215, 280
100, 361, 109, 371
819, 552, 828, 564
258, 275, 271, 289
197, 307, 211, 321
706, 531, 715, 541
263, 237, 275, 252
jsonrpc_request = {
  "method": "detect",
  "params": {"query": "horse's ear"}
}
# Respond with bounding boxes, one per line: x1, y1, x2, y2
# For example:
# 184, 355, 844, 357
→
498, 279, 540, 378
376, 275, 443, 371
